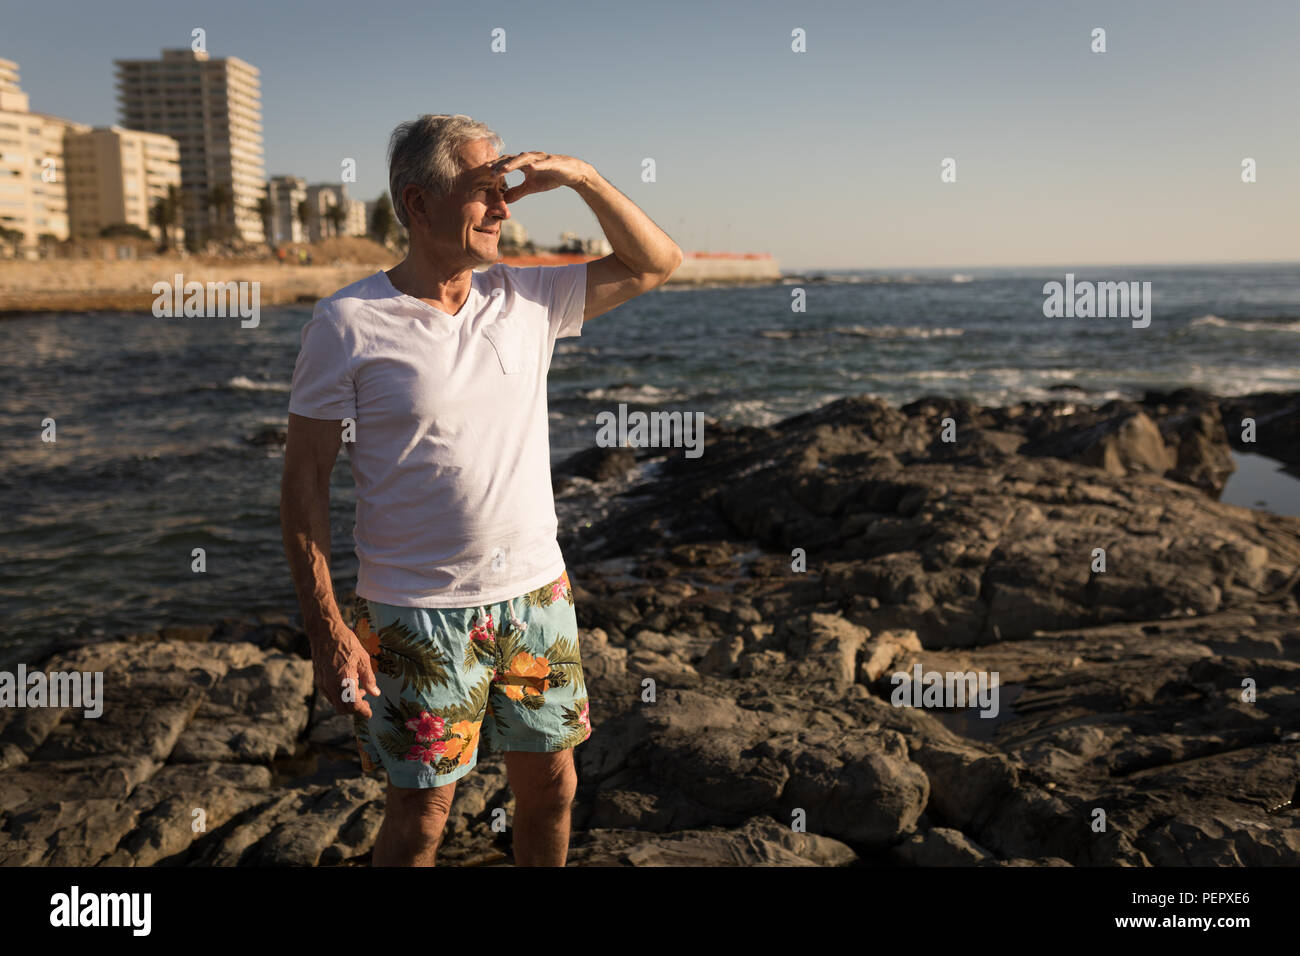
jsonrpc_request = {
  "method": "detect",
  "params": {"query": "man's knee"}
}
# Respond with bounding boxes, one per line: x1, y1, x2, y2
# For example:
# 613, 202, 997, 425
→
510, 753, 577, 811
384, 781, 456, 841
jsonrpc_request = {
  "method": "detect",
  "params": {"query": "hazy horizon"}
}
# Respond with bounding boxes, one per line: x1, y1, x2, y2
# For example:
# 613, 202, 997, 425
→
5, 0, 1297, 271
806, 258, 1300, 273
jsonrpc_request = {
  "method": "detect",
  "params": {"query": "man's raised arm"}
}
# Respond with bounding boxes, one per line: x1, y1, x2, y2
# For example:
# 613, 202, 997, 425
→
494, 151, 684, 321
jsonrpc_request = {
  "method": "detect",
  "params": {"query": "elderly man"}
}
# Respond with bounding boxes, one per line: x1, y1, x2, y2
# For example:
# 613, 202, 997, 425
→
281, 114, 681, 866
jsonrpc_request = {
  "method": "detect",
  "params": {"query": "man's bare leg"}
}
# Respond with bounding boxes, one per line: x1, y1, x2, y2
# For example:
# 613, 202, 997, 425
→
371, 778, 457, 866
505, 749, 577, 866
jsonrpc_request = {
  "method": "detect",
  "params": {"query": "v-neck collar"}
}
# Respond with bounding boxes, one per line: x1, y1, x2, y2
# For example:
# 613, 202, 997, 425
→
380, 268, 478, 319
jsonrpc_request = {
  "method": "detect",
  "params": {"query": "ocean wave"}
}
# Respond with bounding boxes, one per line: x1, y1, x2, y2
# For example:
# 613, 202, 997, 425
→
1189, 314, 1300, 333
226, 376, 291, 392
832, 325, 965, 339
710, 398, 784, 427
579, 383, 690, 403
866, 363, 1300, 401
760, 325, 965, 341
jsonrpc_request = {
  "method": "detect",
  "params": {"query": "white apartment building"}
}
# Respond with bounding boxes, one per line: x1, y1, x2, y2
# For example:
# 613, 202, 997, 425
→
342, 197, 366, 238
267, 175, 307, 243
114, 48, 266, 246
303, 183, 365, 240
0, 58, 90, 256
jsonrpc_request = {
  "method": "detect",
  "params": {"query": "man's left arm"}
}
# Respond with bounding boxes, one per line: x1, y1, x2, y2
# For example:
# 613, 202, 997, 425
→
571, 167, 684, 322
498, 151, 684, 321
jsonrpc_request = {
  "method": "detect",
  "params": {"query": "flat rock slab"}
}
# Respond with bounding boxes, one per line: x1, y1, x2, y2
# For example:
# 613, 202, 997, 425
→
567, 815, 859, 866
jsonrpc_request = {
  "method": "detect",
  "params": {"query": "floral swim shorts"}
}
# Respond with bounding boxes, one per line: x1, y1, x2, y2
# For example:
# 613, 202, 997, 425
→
347, 569, 592, 788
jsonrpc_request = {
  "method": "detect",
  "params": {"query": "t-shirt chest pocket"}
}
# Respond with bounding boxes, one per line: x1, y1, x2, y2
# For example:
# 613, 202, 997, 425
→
483, 314, 527, 375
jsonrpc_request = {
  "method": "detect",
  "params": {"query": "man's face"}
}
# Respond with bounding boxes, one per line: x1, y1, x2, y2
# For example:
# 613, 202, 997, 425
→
421, 138, 510, 266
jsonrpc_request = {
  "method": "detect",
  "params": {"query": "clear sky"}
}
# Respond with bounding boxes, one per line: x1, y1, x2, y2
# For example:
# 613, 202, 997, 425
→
5, 0, 1297, 270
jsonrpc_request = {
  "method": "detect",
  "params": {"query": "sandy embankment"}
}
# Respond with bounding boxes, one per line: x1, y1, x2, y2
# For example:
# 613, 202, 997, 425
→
0, 258, 395, 315
0, 250, 781, 315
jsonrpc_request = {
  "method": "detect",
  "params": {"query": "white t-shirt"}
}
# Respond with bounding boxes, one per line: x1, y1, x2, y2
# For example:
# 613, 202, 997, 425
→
288, 262, 587, 607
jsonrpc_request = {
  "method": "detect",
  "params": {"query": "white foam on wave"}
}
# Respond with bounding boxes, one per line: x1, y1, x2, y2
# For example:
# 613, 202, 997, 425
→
581, 383, 689, 403
711, 398, 785, 427
1189, 314, 1300, 333
1185, 365, 1300, 395
761, 325, 966, 340
832, 325, 965, 339
870, 367, 1099, 390
226, 376, 290, 392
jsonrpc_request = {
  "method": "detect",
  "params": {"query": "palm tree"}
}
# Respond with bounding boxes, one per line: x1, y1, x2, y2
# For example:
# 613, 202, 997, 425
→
206, 184, 232, 243
296, 199, 309, 243
0, 226, 25, 258
256, 195, 274, 247
326, 204, 347, 238
151, 197, 168, 250
166, 185, 184, 251
369, 194, 396, 248
150, 185, 183, 251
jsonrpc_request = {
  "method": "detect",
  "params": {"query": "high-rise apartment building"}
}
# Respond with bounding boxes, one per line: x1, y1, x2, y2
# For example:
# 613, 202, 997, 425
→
114, 48, 266, 246
0, 58, 89, 256
64, 126, 183, 242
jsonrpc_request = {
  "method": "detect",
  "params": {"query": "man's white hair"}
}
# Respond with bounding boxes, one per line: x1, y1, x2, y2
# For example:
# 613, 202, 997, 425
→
387, 114, 503, 228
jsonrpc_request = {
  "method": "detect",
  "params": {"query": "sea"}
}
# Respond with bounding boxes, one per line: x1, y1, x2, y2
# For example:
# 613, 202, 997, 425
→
1, 261, 1298, 656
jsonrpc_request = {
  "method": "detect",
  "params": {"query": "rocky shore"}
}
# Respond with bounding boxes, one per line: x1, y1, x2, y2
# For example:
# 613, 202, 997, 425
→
2, 389, 1298, 866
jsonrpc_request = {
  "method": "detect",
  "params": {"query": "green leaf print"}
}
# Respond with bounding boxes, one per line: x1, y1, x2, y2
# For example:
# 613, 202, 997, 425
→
486, 697, 510, 737
375, 618, 450, 695
493, 623, 529, 669
465, 634, 496, 672
348, 595, 369, 629
521, 571, 574, 610
555, 697, 591, 749
541, 635, 586, 696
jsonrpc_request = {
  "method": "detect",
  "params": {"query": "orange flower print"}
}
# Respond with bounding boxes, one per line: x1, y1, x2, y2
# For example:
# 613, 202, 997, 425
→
450, 719, 481, 765
502, 651, 551, 700
441, 735, 465, 762
402, 713, 479, 766
356, 614, 380, 658
550, 574, 569, 603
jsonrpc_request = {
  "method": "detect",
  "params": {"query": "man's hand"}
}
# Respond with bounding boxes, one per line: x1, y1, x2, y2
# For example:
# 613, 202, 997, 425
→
309, 623, 382, 720
495, 152, 594, 203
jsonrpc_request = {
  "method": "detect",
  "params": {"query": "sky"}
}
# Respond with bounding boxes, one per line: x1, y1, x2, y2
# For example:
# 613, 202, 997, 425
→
4, 0, 1297, 270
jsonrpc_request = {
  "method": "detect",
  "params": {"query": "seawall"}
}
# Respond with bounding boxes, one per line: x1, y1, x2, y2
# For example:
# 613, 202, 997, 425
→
0, 251, 782, 315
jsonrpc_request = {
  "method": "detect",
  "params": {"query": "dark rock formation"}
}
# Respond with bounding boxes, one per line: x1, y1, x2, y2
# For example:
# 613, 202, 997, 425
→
3, 391, 1298, 866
